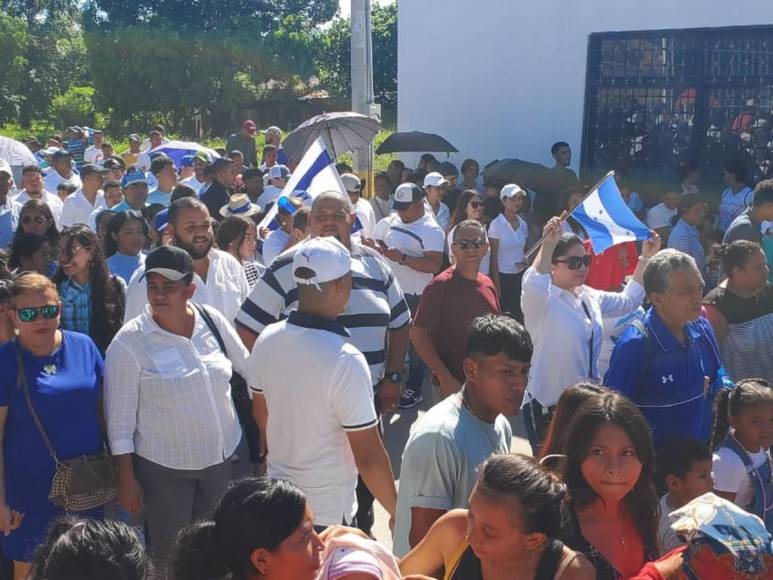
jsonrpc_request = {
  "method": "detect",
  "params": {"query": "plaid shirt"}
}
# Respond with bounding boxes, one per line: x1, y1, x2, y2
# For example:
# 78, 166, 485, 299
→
59, 278, 92, 336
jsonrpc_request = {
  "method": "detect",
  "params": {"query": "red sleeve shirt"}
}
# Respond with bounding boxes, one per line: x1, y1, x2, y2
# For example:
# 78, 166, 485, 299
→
584, 240, 638, 291
413, 267, 501, 382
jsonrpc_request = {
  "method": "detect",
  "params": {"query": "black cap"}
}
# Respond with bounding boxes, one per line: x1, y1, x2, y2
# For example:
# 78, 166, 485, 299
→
141, 246, 193, 282
51, 149, 71, 161
80, 163, 108, 178
242, 167, 263, 180
439, 161, 458, 177
103, 156, 125, 170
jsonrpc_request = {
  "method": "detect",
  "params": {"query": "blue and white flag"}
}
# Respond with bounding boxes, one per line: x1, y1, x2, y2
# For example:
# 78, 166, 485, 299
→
570, 173, 651, 254
258, 137, 347, 231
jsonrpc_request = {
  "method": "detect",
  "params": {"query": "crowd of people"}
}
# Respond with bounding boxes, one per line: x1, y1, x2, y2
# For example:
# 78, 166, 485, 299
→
0, 123, 771, 580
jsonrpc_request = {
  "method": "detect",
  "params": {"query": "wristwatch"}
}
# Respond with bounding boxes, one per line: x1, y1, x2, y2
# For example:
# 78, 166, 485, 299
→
384, 371, 403, 383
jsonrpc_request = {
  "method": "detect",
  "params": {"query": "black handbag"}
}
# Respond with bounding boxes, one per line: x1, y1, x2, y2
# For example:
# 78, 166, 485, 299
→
15, 343, 116, 511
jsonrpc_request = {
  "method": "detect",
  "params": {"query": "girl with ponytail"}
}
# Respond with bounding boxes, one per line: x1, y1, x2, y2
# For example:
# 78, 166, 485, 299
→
711, 379, 773, 532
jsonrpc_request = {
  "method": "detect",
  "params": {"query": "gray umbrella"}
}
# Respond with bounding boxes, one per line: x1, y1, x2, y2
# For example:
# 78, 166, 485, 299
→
375, 131, 458, 154
281, 111, 381, 160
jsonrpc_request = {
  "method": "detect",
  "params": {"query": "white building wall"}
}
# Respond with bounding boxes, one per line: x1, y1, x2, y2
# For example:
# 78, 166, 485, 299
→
397, 0, 773, 172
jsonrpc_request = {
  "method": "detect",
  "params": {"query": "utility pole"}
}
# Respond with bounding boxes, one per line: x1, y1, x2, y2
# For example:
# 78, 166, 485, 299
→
351, 0, 377, 196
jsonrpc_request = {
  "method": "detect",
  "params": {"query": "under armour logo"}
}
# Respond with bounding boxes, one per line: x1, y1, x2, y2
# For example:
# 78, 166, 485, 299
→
661, 374, 674, 384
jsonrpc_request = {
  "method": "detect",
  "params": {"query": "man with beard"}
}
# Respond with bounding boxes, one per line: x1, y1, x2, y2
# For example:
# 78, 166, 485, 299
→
123, 197, 249, 322
236, 191, 410, 535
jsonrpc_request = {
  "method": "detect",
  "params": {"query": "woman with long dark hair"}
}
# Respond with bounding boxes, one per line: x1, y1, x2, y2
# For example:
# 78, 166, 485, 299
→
216, 215, 263, 288
559, 392, 659, 579
13, 200, 59, 251
54, 225, 125, 354
104, 211, 149, 284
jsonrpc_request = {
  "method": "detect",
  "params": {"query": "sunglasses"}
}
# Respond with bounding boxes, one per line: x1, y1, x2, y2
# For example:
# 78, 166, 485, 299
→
14, 304, 60, 323
554, 255, 592, 270
468, 201, 481, 209
454, 238, 486, 250
22, 215, 46, 225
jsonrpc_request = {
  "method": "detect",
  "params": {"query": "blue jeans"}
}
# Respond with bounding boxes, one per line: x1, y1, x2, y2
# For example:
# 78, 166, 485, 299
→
405, 294, 426, 393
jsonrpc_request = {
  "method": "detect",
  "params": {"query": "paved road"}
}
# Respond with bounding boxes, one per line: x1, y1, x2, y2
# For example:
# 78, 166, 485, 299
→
371, 391, 533, 551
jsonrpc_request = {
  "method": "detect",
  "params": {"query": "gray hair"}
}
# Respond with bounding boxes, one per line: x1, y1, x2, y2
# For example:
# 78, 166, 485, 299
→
643, 249, 702, 295
311, 190, 354, 215
452, 219, 487, 242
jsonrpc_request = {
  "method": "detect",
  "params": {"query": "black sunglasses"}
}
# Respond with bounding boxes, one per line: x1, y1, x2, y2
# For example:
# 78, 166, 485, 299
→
22, 215, 46, 225
454, 238, 486, 250
553, 255, 592, 270
468, 200, 481, 209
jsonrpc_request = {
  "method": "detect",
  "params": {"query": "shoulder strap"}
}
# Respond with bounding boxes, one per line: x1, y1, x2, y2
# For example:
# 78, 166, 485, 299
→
630, 319, 653, 379
193, 302, 227, 356
14, 342, 59, 463
534, 539, 564, 580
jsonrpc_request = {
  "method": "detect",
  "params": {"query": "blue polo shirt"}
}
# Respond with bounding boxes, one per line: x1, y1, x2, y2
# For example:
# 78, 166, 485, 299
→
604, 307, 729, 448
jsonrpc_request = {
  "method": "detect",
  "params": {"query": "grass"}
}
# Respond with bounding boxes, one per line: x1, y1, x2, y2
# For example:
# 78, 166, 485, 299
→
0, 122, 397, 172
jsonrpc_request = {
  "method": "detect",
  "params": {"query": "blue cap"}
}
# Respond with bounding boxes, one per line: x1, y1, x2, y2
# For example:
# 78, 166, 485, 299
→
154, 208, 169, 232
180, 155, 195, 167
121, 166, 148, 188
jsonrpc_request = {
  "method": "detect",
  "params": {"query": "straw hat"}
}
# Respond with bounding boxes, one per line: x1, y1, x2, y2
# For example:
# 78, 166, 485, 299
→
220, 194, 261, 218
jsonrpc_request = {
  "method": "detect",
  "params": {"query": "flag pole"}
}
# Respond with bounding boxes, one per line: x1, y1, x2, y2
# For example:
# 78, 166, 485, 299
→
522, 170, 616, 261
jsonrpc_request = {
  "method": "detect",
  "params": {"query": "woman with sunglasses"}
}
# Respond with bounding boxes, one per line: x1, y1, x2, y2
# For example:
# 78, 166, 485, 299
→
0, 273, 107, 580
447, 190, 490, 274
488, 183, 530, 321
521, 216, 660, 454
54, 225, 125, 355
14, 200, 59, 250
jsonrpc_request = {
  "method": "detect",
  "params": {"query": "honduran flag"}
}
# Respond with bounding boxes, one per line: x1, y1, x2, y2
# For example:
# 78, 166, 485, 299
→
570, 172, 651, 254
258, 137, 348, 232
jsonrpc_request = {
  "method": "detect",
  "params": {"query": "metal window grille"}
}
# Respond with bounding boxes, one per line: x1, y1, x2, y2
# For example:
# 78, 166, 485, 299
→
581, 26, 773, 184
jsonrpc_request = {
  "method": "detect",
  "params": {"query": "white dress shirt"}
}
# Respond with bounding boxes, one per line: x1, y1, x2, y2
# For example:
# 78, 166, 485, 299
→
61, 188, 105, 229
105, 303, 251, 470
123, 249, 249, 324
521, 267, 646, 407
43, 168, 81, 193
13, 189, 64, 230
353, 197, 376, 238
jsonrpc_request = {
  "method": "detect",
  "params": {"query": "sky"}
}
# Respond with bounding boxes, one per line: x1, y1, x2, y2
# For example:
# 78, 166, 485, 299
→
338, 0, 395, 19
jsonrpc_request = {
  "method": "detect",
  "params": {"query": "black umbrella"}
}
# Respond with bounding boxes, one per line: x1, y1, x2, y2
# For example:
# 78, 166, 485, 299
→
483, 158, 578, 193
376, 131, 458, 154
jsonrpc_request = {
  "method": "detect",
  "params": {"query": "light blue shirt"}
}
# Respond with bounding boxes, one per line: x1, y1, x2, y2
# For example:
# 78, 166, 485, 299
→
110, 200, 147, 214
0, 198, 20, 251
107, 252, 146, 285
668, 218, 705, 271
146, 188, 172, 207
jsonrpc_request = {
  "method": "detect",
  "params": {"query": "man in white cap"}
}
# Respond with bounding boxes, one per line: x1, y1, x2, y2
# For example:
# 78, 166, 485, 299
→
257, 164, 290, 210
341, 172, 376, 239
0, 161, 21, 251
261, 125, 288, 166
372, 182, 445, 409
423, 171, 451, 229
248, 236, 397, 531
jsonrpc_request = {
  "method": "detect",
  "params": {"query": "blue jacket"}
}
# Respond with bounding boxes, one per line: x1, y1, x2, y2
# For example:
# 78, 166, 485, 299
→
604, 307, 729, 448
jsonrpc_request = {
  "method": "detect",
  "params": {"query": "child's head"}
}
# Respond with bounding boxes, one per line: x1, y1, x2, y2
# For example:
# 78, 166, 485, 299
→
710, 379, 773, 452
656, 438, 713, 505
105, 210, 149, 258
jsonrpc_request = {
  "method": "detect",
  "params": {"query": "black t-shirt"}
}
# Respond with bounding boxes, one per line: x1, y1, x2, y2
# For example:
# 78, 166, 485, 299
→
704, 283, 773, 324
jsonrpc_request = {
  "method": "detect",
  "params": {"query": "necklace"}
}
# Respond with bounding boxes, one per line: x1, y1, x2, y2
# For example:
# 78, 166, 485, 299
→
461, 389, 501, 454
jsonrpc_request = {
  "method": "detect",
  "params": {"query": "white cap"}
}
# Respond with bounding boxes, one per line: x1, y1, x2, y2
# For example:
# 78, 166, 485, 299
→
423, 171, 449, 189
500, 183, 526, 200
340, 173, 362, 193
292, 237, 352, 291
0, 160, 11, 178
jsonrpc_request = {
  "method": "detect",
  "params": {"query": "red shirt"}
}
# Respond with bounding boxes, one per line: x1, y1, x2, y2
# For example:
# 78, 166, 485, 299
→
584, 240, 637, 291
413, 267, 500, 382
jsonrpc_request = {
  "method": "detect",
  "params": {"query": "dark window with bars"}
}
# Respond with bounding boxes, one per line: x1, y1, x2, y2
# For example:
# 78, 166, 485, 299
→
582, 26, 773, 185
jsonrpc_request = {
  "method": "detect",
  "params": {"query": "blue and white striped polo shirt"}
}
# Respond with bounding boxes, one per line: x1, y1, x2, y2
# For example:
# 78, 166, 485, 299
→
236, 240, 411, 385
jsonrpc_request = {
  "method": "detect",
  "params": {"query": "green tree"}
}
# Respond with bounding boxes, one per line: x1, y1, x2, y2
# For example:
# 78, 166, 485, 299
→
0, 12, 29, 124
316, 3, 397, 116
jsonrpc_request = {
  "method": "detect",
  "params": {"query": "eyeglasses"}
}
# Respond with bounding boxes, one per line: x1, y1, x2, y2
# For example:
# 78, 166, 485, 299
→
468, 201, 481, 209
454, 238, 486, 250
22, 215, 46, 225
553, 255, 592, 270
14, 304, 60, 323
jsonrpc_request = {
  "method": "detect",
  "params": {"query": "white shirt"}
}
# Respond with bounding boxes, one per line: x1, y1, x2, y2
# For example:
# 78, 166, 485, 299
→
373, 212, 445, 295
14, 189, 64, 230
43, 168, 81, 194
424, 200, 450, 230
521, 268, 646, 407
257, 185, 283, 209
124, 249, 249, 324
249, 312, 378, 526
105, 304, 250, 470
487, 213, 528, 274
646, 203, 678, 230
61, 188, 105, 229
353, 197, 376, 238
180, 175, 205, 193
84, 145, 103, 165
713, 442, 770, 512
447, 226, 490, 275
261, 228, 290, 265
136, 151, 152, 172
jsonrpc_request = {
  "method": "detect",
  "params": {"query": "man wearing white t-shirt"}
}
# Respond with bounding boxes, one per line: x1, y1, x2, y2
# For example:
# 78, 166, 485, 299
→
341, 172, 376, 238
83, 130, 104, 165
43, 149, 82, 193
646, 191, 681, 233
61, 163, 106, 228
180, 152, 209, 194
423, 172, 451, 229
16, 164, 64, 229
372, 182, 445, 408
249, 237, 397, 529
